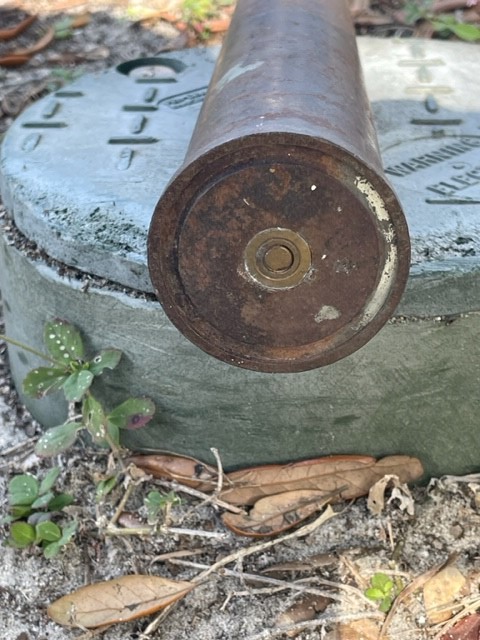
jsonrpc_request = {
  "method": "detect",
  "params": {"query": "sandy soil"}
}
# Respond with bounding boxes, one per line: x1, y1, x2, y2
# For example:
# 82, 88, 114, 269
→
1, 2, 480, 639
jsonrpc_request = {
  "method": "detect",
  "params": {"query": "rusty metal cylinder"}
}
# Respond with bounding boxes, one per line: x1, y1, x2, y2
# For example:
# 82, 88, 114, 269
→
148, 0, 410, 373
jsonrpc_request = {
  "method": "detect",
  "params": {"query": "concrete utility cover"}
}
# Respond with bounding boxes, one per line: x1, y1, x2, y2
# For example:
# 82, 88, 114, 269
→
1, 38, 480, 314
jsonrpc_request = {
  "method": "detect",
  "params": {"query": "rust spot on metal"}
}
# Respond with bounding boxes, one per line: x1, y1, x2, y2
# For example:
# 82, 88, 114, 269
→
148, 0, 410, 373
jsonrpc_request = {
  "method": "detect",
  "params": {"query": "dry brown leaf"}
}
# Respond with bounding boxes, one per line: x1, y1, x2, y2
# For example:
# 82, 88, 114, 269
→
276, 593, 332, 638
0, 14, 37, 41
367, 474, 415, 516
221, 455, 423, 506
47, 575, 194, 628
11, 26, 54, 56
423, 566, 469, 624
328, 619, 385, 639
128, 453, 218, 491
440, 613, 480, 640
222, 491, 334, 537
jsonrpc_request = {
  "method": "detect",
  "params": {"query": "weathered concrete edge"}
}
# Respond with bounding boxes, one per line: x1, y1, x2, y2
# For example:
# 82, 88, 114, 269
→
1, 234, 480, 478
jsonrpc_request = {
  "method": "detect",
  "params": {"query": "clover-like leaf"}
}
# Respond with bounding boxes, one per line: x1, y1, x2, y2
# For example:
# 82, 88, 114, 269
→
58, 520, 78, 545
23, 367, 69, 399
35, 422, 81, 457
8, 474, 39, 506
89, 349, 122, 376
48, 493, 74, 512
44, 319, 84, 362
63, 370, 94, 403
37, 521, 62, 543
10, 521, 36, 548
371, 573, 393, 593
82, 394, 106, 443
31, 491, 55, 510
39, 467, 61, 496
108, 397, 155, 430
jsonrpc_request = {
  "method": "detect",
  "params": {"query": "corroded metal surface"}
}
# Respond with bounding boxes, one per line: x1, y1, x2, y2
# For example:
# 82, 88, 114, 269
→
148, 0, 410, 372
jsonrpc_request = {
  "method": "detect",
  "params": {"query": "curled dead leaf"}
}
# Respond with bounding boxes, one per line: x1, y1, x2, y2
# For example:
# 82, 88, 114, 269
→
367, 474, 416, 516
47, 574, 194, 628
11, 26, 54, 56
423, 565, 469, 624
221, 455, 423, 506
440, 613, 480, 640
0, 14, 37, 41
128, 453, 218, 491
222, 490, 334, 537
276, 593, 332, 637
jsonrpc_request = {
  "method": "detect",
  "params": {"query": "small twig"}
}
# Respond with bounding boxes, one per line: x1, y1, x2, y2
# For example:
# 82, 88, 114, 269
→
431, 594, 480, 640
141, 505, 340, 638
245, 611, 384, 640
169, 559, 345, 602
155, 479, 243, 514
0, 333, 59, 365
0, 436, 37, 457
109, 478, 137, 526
105, 524, 228, 540
149, 549, 205, 565
211, 447, 224, 495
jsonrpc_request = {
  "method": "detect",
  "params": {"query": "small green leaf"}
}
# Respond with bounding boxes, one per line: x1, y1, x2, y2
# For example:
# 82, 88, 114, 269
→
106, 421, 120, 447
82, 394, 106, 442
31, 491, 55, 510
44, 319, 84, 362
379, 596, 394, 613
23, 367, 69, 399
35, 422, 81, 457
62, 369, 94, 402
11, 505, 32, 520
8, 474, 39, 506
43, 541, 62, 558
447, 22, 480, 41
36, 521, 62, 543
371, 573, 393, 592
89, 349, 122, 376
108, 397, 155, 430
10, 521, 36, 548
48, 493, 74, 511
39, 467, 61, 495
58, 520, 78, 545
96, 476, 118, 500
365, 587, 385, 601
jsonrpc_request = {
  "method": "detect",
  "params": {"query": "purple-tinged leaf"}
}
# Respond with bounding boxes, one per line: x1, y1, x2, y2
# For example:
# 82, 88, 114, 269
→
108, 397, 155, 430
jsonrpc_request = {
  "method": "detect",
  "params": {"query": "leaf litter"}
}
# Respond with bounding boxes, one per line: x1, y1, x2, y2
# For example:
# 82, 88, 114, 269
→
2, 2, 480, 638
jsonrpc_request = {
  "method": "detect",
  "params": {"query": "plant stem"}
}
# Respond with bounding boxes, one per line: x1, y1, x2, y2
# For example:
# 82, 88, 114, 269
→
0, 334, 59, 365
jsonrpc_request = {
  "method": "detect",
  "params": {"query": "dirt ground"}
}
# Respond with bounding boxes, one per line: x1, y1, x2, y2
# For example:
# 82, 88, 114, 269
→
1, 1, 480, 639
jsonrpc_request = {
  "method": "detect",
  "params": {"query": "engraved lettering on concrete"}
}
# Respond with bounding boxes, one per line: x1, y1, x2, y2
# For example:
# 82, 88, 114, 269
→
158, 86, 208, 109
116, 148, 134, 171
384, 138, 480, 177
426, 164, 480, 196
42, 101, 60, 119
21, 133, 41, 151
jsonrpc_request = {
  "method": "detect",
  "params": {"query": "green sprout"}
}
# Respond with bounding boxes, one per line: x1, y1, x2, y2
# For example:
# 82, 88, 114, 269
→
364, 572, 403, 613
1, 467, 77, 558
1, 319, 155, 457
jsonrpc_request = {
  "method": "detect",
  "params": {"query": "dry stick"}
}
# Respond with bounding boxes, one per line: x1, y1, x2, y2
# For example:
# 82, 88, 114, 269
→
169, 558, 360, 603
431, 594, 480, 640
141, 505, 365, 637
155, 478, 243, 514
245, 611, 384, 640
106, 524, 229, 540
379, 554, 458, 640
